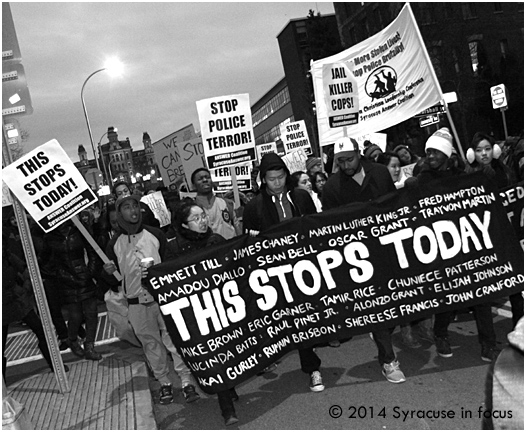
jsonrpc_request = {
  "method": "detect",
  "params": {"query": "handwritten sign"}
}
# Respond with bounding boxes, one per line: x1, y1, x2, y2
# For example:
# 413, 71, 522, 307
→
282, 148, 308, 174
177, 137, 207, 188
280, 120, 312, 155
141, 191, 171, 227
147, 173, 523, 394
196, 94, 256, 169
2, 139, 97, 232
152, 124, 197, 188
401, 163, 416, 179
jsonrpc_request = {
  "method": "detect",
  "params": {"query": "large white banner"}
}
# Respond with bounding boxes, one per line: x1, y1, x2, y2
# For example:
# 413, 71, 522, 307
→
311, 4, 442, 147
2, 139, 97, 232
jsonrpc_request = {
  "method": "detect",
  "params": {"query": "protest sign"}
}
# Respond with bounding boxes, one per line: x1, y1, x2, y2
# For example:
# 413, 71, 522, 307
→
322, 62, 359, 128
211, 164, 252, 192
355, 132, 387, 152
148, 173, 523, 393
256, 142, 277, 163
311, 4, 442, 147
401, 163, 416, 179
141, 191, 171, 227
177, 137, 206, 188
196, 94, 256, 169
2, 139, 97, 232
152, 124, 197, 188
280, 120, 312, 155
281, 148, 308, 174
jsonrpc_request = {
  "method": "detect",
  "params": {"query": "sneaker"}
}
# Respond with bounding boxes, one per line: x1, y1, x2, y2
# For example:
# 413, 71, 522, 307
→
159, 384, 174, 405
309, 371, 325, 392
481, 345, 501, 362
435, 337, 453, 358
59, 339, 69, 351
329, 340, 341, 348
182, 384, 200, 403
382, 360, 406, 383
223, 411, 239, 426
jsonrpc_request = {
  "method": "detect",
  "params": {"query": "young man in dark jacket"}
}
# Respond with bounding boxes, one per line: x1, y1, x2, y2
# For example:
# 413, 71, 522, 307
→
322, 137, 406, 384
242, 153, 324, 392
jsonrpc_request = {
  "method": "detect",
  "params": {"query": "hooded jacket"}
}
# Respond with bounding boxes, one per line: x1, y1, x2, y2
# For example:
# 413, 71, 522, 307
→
104, 195, 171, 301
242, 153, 316, 232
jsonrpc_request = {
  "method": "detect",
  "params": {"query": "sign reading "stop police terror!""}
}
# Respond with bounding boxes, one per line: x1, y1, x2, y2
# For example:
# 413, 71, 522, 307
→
3, 139, 97, 232
196, 94, 256, 169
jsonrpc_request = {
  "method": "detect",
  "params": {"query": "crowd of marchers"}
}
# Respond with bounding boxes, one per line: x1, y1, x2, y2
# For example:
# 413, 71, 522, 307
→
2, 127, 523, 427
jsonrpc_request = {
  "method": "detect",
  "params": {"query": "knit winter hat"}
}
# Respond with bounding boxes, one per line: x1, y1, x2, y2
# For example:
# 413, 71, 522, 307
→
306, 157, 321, 172
364, 144, 382, 160
334, 137, 360, 156
116, 194, 143, 235
425, 127, 453, 158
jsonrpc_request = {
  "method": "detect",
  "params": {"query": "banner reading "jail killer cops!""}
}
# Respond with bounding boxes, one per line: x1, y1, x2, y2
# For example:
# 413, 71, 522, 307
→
147, 173, 523, 394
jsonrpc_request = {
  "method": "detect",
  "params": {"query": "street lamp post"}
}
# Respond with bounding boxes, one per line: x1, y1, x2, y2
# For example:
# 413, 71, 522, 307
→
81, 68, 105, 172
80, 58, 124, 175
98, 128, 117, 188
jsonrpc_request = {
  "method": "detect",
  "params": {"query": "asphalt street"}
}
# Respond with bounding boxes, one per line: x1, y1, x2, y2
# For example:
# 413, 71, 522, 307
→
150, 311, 516, 430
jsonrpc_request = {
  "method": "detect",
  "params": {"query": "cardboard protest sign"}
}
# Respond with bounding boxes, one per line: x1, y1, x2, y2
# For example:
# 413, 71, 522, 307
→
211, 164, 252, 192
152, 124, 197, 188
355, 132, 387, 152
196, 94, 256, 169
2, 139, 97, 232
256, 142, 277, 163
281, 148, 308, 174
401, 163, 416, 179
177, 137, 206, 188
322, 62, 359, 128
141, 191, 171, 227
311, 4, 442, 146
280, 120, 312, 155
147, 173, 523, 394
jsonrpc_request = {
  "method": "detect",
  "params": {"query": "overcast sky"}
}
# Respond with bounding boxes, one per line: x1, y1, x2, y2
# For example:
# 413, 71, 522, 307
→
8, 2, 335, 162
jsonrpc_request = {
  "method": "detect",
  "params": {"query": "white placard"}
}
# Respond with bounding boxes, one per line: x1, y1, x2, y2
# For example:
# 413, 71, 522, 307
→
141, 191, 171, 227
2, 139, 97, 232
196, 94, 256, 169
280, 120, 312, 155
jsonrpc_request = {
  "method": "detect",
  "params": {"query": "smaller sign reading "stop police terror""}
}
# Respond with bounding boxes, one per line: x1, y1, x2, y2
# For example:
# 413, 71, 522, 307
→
3, 139, 97, 232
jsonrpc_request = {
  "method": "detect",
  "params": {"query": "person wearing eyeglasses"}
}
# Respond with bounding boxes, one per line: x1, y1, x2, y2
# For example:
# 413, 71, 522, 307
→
166, 200, 240, 425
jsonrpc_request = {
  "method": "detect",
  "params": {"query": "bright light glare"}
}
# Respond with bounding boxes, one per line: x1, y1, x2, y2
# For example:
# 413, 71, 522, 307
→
7, 129, 19, 138
9, 93, 21, 104
104, 57, 124, 77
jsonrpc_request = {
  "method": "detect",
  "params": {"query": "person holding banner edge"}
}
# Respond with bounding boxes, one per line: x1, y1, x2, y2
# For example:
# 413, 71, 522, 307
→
166, 199, 240, 426
322, 136, 406, 384
242, 152, 325, 393
102, 194, 200, 405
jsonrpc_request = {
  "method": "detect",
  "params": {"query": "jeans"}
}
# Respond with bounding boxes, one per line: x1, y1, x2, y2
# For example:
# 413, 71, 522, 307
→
372, 327, 396, 365
65, 297, 98, 343
43, 279, 69, 340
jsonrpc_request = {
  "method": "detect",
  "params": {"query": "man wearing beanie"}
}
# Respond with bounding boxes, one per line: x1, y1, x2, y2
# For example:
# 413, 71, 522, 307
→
242, 153, 325, 392
306, 157, 323, 177
102, 195, 200, 405
322, 136, 406, 384
413, 127, 463, 184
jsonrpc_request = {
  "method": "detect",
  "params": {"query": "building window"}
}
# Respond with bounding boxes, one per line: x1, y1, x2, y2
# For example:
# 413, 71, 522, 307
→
468, 39, 486, 76
252, 87, 290, 127
462, 3, 477, 19
494, 3, 503, 13
452, 48, 461, 74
